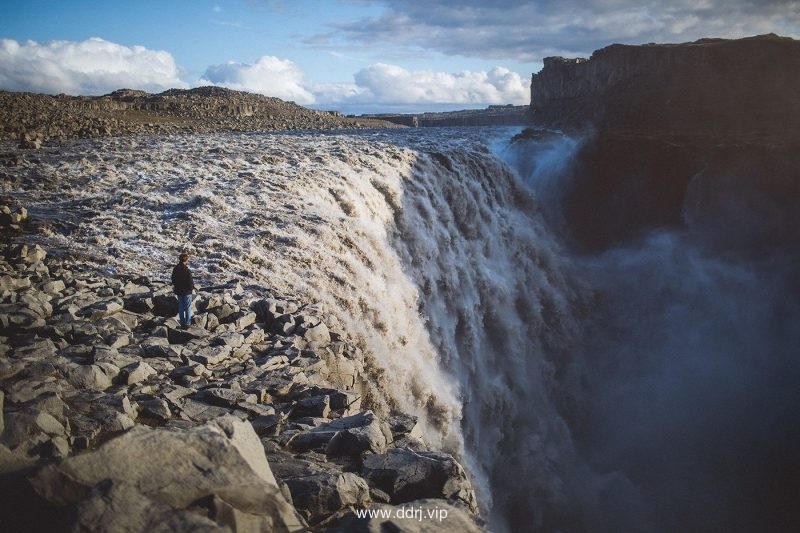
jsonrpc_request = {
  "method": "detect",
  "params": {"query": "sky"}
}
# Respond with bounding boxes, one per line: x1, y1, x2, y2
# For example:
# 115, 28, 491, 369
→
1, 0, 799, 115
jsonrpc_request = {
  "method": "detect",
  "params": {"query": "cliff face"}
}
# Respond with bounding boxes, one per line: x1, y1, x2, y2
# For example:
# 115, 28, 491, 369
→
530, 34, 800, 141
521, 34, 800, 253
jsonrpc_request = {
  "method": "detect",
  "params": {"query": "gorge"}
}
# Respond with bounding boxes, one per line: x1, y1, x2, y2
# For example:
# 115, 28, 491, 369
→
1, 34, 799, 533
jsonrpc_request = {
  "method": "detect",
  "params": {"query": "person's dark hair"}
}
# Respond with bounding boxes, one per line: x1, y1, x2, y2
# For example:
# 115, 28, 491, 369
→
179, 253, 189, 263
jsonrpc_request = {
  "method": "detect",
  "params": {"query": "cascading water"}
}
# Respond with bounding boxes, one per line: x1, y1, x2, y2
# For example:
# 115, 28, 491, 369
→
16, 127, 800, 532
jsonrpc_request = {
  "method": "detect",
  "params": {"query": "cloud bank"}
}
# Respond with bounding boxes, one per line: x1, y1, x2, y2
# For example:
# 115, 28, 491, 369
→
311, 64, 529, 112
335, 0, 800, 60
0, 38, 187, 95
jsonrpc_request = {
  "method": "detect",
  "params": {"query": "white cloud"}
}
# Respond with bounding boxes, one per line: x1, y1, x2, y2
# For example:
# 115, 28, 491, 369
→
319, 63, 528, 106
198, 56, 315, 104
0, 38, 187, 95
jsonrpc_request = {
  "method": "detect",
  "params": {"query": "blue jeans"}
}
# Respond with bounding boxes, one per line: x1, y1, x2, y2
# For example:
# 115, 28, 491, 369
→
177, 294, 192, 327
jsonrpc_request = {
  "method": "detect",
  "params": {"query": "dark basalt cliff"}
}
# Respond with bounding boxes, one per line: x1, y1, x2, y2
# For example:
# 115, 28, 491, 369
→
521, 34, 800, 254
530, 34, 800, 141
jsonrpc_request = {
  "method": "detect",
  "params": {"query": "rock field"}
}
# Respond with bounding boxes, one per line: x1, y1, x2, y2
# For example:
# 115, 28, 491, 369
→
0, 200, 484, 531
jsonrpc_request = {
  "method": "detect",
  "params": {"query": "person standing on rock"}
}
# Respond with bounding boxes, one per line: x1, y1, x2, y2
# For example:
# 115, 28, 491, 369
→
171, 253, 195, 328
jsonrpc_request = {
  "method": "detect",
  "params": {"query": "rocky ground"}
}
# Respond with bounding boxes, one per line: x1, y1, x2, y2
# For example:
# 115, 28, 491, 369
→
0, 200, 485, 532
0, 87, 399, 147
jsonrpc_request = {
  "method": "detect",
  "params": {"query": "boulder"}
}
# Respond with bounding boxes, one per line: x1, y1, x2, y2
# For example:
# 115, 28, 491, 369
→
66, 364, 115, 391
120, 361, 157, 385
270, 454, 370, 525
152, 295, 178, 317
287, 410, 387, 456
361, 449, 478, 512
30, 416, 306, 531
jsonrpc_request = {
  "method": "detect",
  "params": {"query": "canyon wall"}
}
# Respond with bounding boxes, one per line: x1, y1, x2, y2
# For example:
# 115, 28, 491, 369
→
530, 34, 800, 141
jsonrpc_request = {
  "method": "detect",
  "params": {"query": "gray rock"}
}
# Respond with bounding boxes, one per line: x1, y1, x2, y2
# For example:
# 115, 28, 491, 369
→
138, 398, 172, 421
288, 410, 387, 456
290, 394, 330, 419
301, 320, 331, 348
73, 479, 223, 533
78, 298, 124, 320
386, 414, 424, 442
121, 361, 157, 385
0, 408, 67, 450
361, 449, 478, 512
271, 455, 370, 525
193, 344, 233, 366
198, 387, 243, 407
34, 417, 305, 531
152, 294, 178, 317
166, 325, 207, 344
66, 364, 115, 390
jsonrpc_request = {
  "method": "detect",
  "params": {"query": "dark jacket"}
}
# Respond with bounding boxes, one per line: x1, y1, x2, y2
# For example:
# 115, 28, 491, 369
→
171, 262, 194, 296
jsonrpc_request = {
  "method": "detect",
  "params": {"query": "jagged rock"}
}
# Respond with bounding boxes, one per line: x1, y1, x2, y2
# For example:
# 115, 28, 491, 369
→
77, 298, 124, 320
17, 244, 47, 263
288, 410, 387, 456
166, 325, 207, 344
299, 320, 331, 348
91, 345, 139, 369
270, 454, 370, 525
198, 387, 244, 408
152, 294, 178, 317
121, 361, 157, 385
121, 281, 150, 296
258, 354, 291, 371
193, 344, 233, 366
326, 499, 486, 533
0, 274, 32, 291
30, 416, 305, 531
137, 397, 172, 421
0, 408, 67, 451
175, 398, 234, 423
386, 414, 424, 442
361, 449, 478, 512
73, 479, 223, 532
290, 394, 331, 419
66, 363, 117, 390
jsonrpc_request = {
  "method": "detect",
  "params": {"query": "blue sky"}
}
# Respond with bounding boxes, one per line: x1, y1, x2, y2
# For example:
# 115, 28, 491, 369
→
2, 0, 798, 114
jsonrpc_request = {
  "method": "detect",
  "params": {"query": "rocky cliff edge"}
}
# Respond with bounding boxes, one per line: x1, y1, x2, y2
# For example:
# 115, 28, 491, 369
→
530, 34, 800, 142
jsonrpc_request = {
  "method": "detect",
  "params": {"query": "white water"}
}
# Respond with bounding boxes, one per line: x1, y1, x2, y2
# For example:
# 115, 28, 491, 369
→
8, 127, 799, 532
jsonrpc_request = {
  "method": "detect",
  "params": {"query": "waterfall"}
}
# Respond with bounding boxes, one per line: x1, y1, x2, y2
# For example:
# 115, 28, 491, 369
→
20, 128, 800, 532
